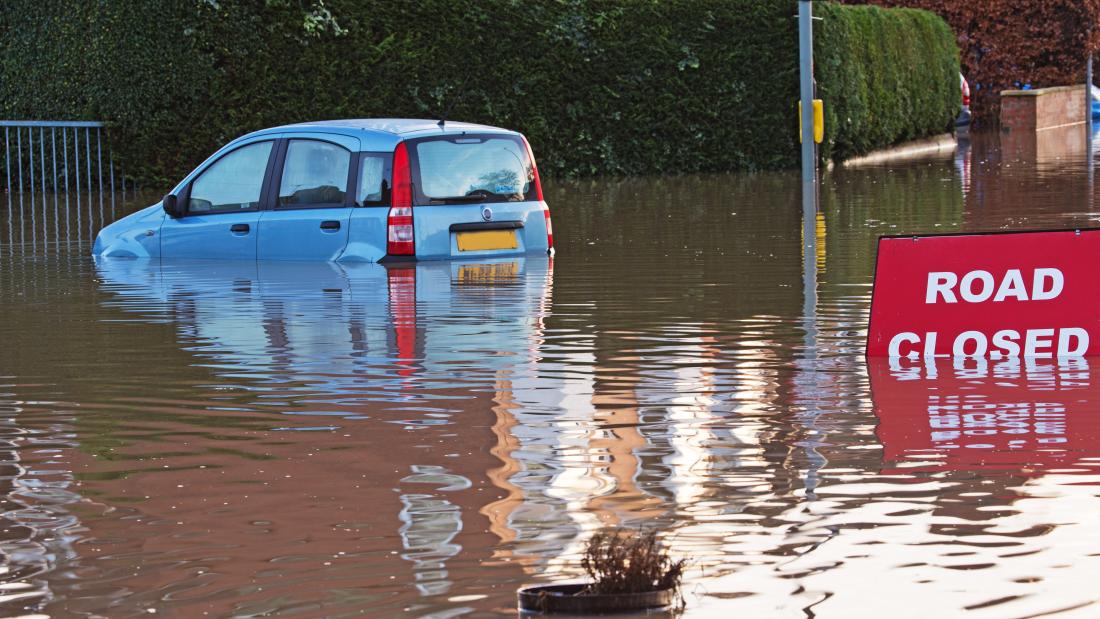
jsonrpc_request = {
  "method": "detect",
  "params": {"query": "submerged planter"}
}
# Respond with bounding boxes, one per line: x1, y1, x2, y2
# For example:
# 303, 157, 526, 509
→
517, 583, 676, 614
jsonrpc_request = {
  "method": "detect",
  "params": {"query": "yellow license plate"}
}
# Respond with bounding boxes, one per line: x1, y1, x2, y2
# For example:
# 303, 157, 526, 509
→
456, 229, 518, 251
457, 261, 519, 284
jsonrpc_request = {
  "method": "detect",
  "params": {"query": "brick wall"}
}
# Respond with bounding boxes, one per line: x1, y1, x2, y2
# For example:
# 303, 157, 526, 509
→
1000, 85, 1087, 133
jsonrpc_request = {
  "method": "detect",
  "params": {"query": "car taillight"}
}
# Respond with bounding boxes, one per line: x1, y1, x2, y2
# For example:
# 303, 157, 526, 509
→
522, 136, 544, 202
523, 136, 552, 251
543, 203, 554, 251
387, 141, 414, 256
961, 77, 971, 107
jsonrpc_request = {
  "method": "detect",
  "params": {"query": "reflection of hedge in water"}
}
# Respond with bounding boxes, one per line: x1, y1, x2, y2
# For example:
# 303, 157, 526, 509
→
547, 172, 805, 327
0, 1, 955, 183
818, 161, 965, 286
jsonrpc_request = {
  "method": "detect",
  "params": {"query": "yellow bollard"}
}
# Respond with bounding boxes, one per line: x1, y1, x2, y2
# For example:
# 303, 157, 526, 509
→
798, 99, 825, 144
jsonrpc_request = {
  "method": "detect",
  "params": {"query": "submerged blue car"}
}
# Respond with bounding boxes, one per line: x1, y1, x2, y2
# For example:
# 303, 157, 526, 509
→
93, 119, 554, 262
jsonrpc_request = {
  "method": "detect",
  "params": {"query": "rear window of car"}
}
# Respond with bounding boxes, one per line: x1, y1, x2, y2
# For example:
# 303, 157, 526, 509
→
411, 135, 536, 205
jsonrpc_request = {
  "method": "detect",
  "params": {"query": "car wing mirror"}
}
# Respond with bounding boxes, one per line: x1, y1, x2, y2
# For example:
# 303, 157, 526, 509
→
162, 194, 184, 218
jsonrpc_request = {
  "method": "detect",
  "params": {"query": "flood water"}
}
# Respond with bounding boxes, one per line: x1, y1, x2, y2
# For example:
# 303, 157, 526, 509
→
3, 128, 1100, 618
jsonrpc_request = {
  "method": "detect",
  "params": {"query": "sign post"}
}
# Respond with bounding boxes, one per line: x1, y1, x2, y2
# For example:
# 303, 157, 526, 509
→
798, 0, 816, 185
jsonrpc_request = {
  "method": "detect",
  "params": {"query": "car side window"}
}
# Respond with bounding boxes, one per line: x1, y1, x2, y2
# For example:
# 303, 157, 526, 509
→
357, 154, 388, 205
278, 140, 351, 207
189, 141, 273, 214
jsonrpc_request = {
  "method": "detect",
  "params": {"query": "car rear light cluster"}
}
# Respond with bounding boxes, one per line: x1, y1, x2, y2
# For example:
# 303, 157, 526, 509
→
543, 204, 554, 251
387, 141, 415, 256
523, 136, 553, 253
961, 77, 971, 108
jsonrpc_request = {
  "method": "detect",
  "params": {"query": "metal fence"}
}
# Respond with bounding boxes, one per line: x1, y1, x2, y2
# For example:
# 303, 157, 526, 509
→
2, 121, 135, 253
2, 120, 128, 197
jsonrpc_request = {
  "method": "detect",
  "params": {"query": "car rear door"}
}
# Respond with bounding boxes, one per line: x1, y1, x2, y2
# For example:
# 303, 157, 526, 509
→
257, 133, 360, 261
406, 134, 550, 260
160, 139, 275, 260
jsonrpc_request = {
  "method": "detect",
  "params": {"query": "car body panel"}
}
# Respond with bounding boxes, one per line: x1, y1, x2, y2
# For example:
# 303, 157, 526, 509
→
92, 204, 165, 258
258, 207, 355, 261
342, 207, 390, 262
160, 211, 263, 260
257, 132, 360, 261
412, 202, 548, 260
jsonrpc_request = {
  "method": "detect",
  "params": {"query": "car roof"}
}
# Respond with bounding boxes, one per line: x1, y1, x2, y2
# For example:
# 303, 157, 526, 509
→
247, 118, 517, 140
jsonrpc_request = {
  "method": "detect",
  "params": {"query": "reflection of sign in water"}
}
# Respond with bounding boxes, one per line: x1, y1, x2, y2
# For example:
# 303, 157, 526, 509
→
868, 230, 1100, 357
870, 358, 1100, 471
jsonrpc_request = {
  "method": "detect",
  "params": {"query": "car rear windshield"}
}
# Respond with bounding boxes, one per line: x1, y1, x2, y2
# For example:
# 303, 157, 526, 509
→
411, 135, 536, 205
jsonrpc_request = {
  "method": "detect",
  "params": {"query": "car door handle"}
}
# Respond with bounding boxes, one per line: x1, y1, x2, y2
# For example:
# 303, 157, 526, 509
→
320, 220, 341, 231
230, 223, 250, 234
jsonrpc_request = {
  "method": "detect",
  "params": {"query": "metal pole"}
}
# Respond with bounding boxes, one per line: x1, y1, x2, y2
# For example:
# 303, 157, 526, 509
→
109, 148, 116, 218
96, 128, 103, 198
72, 128, 80, 196
799, 0, 816, 185
51, 128, 59, 244
96, 127, 104, 228
799, 0, 819, 349
51, 128, 57, 194
62, 128, 69, 194
39, 128, 45, 197
84, 127, 92, 196
28, 128, 34, 200
798, 0, 824, 499
85, 127, 92, 240
4, 127, 9, 197
73, 128, 81, 239
39, 128, 46, 248
28, 129, 36, 249
63, 129, 70, 240
1088, 46, 1094, 211
16, 128, 22, 195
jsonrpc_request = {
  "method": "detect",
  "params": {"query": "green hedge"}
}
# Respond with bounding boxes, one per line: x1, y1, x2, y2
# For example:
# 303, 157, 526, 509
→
814, 3, 960, 161
0, 0, 957, 184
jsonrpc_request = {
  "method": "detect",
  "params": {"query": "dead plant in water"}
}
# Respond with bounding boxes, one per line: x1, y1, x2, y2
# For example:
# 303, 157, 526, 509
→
580, 529, 685, 595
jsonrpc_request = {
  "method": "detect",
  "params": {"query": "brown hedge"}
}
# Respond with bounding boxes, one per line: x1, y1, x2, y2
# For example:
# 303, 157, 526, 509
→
840, 0, 1100, 124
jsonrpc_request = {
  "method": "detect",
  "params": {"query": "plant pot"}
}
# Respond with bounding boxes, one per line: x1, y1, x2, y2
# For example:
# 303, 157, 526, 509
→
517, 583, 676, 615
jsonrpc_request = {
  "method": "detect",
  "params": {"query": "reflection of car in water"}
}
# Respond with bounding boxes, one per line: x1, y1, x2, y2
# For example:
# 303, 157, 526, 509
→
93, 119, 554, 262
94, 256, 554, 390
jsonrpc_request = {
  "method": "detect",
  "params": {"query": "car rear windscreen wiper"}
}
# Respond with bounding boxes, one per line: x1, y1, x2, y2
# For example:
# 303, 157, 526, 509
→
428, 195, 494, 204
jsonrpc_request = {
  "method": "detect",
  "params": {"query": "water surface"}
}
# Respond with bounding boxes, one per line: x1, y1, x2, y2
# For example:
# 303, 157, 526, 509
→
3, 129, 1100, 618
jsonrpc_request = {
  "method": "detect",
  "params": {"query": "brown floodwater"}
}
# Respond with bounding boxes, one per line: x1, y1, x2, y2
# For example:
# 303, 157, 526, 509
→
3, 128, 1100, 618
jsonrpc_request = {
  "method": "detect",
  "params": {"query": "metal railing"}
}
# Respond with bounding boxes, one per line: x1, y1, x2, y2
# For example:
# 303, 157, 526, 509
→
2, 120, 127, 197
1, 121, 137, 254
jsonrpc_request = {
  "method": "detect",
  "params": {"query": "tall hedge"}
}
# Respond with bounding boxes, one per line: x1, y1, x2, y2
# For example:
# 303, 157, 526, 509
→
0, 0, 957, 183
815, 3, 960, 161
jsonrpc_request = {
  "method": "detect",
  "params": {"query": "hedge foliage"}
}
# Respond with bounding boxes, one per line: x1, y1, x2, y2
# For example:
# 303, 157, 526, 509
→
815, 3, 960, 161
0, 0, 958, 183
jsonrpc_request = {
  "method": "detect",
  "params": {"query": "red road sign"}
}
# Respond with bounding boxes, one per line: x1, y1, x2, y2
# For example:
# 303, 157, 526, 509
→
868, 230, 1100, 358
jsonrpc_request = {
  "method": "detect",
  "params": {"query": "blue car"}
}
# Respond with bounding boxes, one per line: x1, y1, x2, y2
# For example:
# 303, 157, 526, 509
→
93, 119, 554, 262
